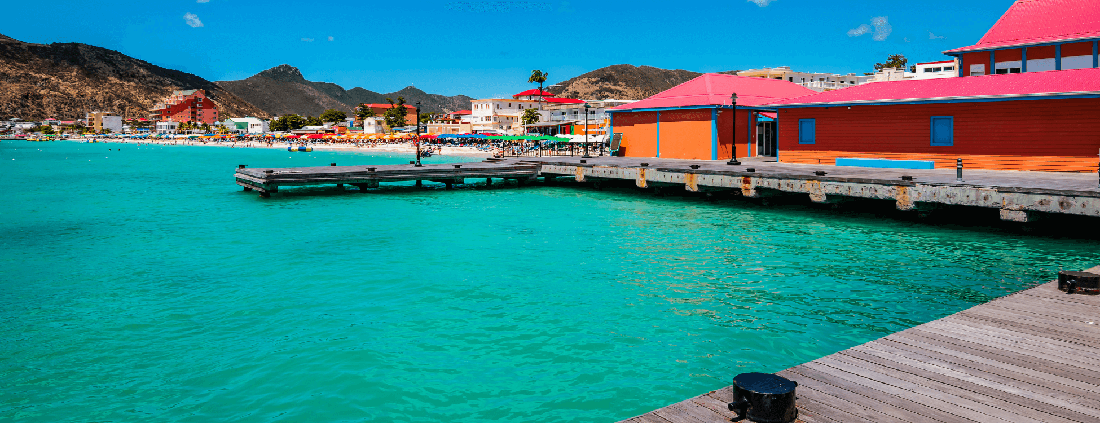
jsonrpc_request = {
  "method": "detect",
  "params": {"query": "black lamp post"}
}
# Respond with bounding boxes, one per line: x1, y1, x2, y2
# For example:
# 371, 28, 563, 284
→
415, 101, 422, 167
582, 103, 592, 158
727, 93, 741, 165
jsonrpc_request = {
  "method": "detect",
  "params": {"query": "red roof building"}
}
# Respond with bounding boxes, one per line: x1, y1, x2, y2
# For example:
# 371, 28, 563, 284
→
359, 103, 418, 124
945, 0, 1100, 76
513, 89, 554, 98
767, 68, 1100, 172
151, 89, 219, 125
606, 73, 815, 160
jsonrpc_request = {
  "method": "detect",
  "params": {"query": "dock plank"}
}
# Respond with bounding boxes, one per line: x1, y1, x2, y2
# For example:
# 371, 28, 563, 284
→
618, 272, 1100, 423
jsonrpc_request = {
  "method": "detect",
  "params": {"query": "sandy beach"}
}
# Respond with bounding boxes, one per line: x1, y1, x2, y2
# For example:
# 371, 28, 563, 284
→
82, 137, 494, 158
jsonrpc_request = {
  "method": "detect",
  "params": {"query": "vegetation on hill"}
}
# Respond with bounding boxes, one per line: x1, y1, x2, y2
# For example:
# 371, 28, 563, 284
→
549, 64, 739, 100
0, 34, 265, 121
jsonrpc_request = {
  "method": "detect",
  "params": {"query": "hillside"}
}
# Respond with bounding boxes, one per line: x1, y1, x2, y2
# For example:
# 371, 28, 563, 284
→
549, 64, 739, 100
0, 34, 266, 121
218, 65, 474, 117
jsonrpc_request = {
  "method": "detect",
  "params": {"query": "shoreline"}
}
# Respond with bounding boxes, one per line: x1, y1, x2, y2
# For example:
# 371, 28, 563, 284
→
60, 137, 494, 158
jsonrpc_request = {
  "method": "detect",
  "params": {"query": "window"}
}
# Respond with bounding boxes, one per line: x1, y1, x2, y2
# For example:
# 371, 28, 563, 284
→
930, 116, 953, 146
789, 77, 794, 82
923, 68, 934, 73
932, 67, 942, 72
944, 66, 954, 71
798, 119, 815, 144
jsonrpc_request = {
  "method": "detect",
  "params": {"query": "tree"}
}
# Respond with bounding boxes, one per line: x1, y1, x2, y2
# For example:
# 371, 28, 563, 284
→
521, 108, 540, 125
305, 115, 324, 127
320, 108, 347, 124
354, 104, 375, 127
528, 70, 548, 106
874, 54, 908, 72
384, 97, 408, 129
40, 125, 55, 135
270, 114, 307, 132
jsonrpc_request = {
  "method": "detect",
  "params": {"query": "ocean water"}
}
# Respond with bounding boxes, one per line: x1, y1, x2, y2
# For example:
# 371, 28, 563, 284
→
1, 140, 1097, 422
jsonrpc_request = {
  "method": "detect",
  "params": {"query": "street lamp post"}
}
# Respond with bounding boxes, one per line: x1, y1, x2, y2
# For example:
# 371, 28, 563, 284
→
582, 103, 592, 158
727, 93, 741, 165
415, 102, 422, 167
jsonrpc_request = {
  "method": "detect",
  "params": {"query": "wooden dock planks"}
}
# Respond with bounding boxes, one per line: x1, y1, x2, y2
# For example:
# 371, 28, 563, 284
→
618, 265, 1100, 423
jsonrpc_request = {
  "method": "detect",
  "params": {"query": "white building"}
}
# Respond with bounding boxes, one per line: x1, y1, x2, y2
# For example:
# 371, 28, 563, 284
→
469, 98, 547, 133
224, 117, 269, 134
362, 117, 386, 134
738, 67, 874, 92
910, 60, 959, 80
155, 121, 179, 134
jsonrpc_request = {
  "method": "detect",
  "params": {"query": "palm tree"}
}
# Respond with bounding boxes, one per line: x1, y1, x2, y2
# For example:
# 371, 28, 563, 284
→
528, 70, 548, 107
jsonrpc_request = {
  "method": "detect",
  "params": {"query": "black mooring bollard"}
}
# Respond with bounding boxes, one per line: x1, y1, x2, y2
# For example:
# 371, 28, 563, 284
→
956, 158, 963, 182
728, 373, 798, 423
331, 163, 336, 166
239, 164, 246, 169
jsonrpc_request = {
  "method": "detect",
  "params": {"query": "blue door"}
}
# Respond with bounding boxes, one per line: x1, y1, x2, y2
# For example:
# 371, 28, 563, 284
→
798, 119, 815, 144
930, 116, 954, 146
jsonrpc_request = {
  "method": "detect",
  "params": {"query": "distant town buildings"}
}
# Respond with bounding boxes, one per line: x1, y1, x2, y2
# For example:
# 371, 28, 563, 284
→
738, 67, 873, 92
151, 89, 219, 124
87, 111, 123, 133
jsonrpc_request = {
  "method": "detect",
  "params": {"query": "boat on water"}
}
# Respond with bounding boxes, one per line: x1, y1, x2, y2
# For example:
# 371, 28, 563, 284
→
288, 145, 313, 152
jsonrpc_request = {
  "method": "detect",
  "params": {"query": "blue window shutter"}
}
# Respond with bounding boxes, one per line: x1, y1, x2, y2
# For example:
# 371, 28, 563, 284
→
798, 119, 816, 144
930, 116, 954, 146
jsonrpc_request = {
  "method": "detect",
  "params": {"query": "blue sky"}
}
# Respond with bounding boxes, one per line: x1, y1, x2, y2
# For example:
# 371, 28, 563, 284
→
6, 0, 1011, 98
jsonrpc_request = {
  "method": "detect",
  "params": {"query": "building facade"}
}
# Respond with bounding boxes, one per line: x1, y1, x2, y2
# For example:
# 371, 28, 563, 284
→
151, 90, 219, 124
359, 104, 418, 126
739, 67, 873, 92
945, 0, 1100, 76
608, 74, 816, 160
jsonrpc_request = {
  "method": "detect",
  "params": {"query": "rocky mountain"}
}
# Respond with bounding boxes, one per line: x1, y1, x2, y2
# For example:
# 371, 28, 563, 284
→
549, 64, 739, 100
217, 65, 474, 117
0, 34, 266, 121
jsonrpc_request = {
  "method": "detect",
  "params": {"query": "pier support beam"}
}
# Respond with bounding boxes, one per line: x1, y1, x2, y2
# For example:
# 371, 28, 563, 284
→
415, 180, 422, 188
243, 187, 252, 191
1001, 209, 1040, 223
352, 181, 379, 190
486, 178, 492, 187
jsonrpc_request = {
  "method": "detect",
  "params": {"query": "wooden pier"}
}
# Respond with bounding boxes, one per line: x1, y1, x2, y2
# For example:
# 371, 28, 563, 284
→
234, 160, 539, 196
619, 265, 1100, 423
235, 156, 1100, 222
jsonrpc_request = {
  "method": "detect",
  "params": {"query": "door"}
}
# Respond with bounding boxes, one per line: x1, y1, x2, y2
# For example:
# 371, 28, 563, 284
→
757, 121, 777, 157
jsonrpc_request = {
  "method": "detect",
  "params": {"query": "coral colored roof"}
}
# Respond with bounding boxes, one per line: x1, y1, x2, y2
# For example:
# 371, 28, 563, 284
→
767, 67, 1100, 107
360, 103, 413, 109
945, 0, 1100, 53
609, 73, 817, 111
543, 97, 585, 104
451, 110, 472, 115
514, 89, 555, 97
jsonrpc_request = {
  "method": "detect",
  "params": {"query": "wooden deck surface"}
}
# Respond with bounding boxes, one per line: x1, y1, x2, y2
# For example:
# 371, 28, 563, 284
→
619, 265, 1100, 423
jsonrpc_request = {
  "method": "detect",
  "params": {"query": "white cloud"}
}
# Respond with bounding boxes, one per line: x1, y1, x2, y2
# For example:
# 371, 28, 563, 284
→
929, 31, 945, 39
301, 38, 314, 42
847, 24, 871, 37
183, 13, 203, 28
747, 0, 775, 6
847, 16, 892, 41
871, 16, 892, 41
327, 36, 334, 41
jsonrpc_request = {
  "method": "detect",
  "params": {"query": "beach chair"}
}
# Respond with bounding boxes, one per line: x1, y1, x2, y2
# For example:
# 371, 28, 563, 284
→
609, 133, 623, 156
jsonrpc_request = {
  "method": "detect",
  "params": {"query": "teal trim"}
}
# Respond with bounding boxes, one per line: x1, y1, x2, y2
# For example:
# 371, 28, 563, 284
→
1056, 45, 1062, 70
747, 112, 753, 157
837, 158, 935, 169
710, 108, 718, 161
606, 105, 778, 114
1022, 48, 1027, 72
989, 51, 995, 74
958, 55, 964, 77
608, 114, 615, 155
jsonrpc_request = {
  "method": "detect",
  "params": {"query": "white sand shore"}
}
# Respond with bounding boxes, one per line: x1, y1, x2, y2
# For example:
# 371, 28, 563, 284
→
86, 137, 493, 158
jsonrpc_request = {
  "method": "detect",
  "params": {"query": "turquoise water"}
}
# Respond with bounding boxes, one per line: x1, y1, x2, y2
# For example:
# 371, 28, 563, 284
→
2, 140, 1098, 422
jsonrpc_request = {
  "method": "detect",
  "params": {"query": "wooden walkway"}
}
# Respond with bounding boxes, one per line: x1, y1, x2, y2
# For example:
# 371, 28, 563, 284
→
619, 265, 1100, 423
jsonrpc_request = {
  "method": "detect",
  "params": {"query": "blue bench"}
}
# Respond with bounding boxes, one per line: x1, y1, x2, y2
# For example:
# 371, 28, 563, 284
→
835, 157, 935, 170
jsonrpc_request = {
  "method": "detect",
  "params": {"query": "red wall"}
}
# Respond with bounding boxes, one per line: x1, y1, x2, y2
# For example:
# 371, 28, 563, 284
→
1027, 45, 1056, 60
1063, 41, 1094, 57
962, 52, 990, 76
778, 98, 1100, 157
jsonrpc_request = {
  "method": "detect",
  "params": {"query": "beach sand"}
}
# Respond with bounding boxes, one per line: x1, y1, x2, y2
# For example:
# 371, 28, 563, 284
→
88, 137, 494, 158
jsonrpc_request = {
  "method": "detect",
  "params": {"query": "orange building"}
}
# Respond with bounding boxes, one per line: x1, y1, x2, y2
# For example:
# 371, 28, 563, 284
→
151, 89, 219, 124
607, 74, 815, 160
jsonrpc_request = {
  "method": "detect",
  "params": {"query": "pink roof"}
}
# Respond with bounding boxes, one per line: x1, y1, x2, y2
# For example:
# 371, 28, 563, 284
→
767, 67, 1100, 107
610, 73, 817, 111
945, 0, 1100, 53
514, 89, 555, 97
451, 110, 472, 115
543, 97, 586, 104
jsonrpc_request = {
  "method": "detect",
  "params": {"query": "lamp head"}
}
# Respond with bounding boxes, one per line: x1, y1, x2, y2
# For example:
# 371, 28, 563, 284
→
730, 93, 738, 105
